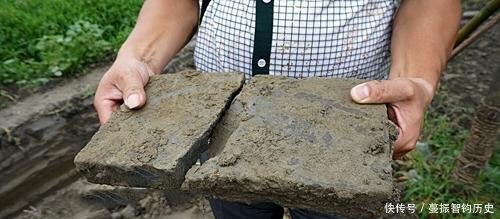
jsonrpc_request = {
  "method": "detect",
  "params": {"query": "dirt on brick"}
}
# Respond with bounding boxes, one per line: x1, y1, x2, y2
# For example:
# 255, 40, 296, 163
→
184, 76, 398, 218
74, 71, 244, 190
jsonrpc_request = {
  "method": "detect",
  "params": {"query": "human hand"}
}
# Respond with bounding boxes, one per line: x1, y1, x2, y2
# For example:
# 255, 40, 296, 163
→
94, 55, 155, 124
350, 78, 434, 159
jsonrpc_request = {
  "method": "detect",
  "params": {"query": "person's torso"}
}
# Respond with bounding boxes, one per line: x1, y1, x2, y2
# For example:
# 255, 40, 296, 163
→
195, 0, 396, 80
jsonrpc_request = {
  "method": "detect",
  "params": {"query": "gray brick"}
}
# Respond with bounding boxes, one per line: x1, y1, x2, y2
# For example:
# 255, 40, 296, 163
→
75, 71, 244, 189
183, 75, 398, 218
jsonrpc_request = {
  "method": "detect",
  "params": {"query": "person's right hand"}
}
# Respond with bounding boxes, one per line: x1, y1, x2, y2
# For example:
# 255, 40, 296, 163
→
94, 55, 155, 124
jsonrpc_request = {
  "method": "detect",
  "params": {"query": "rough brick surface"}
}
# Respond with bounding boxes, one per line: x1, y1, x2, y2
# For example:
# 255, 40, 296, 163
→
184, 76, 398, 218
75, 71, 244, 189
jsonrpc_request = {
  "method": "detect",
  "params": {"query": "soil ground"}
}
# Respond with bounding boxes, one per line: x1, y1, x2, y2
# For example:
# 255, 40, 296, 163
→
14, 179, 214, 219
429, 2, 499, 126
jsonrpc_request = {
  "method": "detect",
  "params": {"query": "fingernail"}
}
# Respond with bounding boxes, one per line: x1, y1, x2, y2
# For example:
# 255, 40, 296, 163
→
125, 93, 140, 109
352, 84, 370, 101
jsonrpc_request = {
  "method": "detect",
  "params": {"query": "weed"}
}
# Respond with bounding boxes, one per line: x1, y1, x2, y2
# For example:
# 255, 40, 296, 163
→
398, 115, 499, 218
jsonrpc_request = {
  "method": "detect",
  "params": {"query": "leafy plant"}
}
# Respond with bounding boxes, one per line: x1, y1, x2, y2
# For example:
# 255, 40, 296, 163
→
0, 0, 142, 86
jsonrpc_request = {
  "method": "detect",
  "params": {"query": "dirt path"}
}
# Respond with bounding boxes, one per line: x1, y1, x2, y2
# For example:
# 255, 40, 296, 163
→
427, 0, 499, 127
429, 19, 499, 127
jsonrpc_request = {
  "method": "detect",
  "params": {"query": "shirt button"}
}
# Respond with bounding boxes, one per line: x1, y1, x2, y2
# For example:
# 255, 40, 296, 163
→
262, 0, 271, 3
257, 59, 267, 67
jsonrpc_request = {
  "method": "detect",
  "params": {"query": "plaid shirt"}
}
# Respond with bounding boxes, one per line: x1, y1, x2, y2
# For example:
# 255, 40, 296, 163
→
195, 0, 396, 80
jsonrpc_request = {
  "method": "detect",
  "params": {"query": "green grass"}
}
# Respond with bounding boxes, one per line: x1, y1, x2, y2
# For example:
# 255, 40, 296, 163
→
397, 114, 499, 218
0, 0, 143, 86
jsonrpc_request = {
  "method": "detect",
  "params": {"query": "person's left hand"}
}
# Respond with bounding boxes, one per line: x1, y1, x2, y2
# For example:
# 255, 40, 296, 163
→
350, 77, 434, 159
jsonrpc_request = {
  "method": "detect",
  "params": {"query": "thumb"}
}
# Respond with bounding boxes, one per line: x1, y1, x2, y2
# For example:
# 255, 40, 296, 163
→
350, 79, 415, 104
119, 72, 149, 109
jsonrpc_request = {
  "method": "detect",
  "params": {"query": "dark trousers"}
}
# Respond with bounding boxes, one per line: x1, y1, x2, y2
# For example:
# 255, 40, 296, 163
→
209, 199, 344, 219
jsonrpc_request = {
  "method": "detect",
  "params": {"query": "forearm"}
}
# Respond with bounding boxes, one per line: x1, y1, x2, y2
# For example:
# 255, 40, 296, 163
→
390, 0, 461, 93
118, 0, 198, 74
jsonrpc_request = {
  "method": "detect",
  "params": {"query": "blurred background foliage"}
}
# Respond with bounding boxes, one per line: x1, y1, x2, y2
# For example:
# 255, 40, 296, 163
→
0, 0, 142, 86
